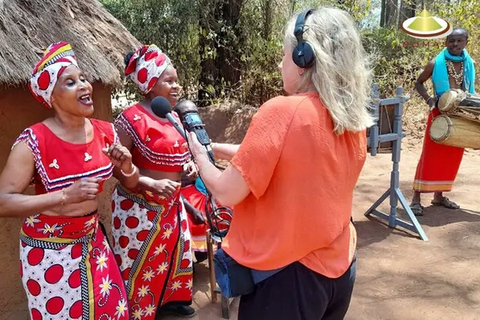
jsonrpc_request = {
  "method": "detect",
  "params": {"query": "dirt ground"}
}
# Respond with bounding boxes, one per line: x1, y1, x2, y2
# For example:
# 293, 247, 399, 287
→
3, 102, 480, 320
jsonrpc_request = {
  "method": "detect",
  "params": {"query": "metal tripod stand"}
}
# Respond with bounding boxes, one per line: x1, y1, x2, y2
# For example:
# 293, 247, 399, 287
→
365, 84, 428, 241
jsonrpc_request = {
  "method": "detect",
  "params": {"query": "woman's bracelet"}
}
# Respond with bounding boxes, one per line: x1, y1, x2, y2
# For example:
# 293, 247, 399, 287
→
426, 96, 433, 104
121, 165, 137, 177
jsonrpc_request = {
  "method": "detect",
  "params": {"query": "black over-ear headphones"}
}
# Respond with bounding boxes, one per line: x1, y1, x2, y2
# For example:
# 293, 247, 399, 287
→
292, 9, 315, 68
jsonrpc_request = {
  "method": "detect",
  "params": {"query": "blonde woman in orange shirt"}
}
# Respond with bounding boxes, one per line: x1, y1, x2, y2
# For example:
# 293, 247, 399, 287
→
189, 7, 373, 320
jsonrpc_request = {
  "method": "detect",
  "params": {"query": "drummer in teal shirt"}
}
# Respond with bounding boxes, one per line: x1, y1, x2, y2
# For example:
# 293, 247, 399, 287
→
410, 27, 476, 216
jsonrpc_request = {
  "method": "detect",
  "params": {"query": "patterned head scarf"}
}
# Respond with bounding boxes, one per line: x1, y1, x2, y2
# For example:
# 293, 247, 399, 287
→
125, 44, 171, 94
28, 42, 78, 109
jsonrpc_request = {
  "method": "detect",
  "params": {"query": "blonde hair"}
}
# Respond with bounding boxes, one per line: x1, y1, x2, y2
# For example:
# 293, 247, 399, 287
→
284, 7, 374, 134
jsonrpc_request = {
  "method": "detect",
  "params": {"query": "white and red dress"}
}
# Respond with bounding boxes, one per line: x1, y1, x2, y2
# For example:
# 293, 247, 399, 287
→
112, 104, 193, 319
14, 119, 129, 320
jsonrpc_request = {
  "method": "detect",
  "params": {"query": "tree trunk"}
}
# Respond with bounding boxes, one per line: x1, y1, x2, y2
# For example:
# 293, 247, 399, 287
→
198, 0, 219, 106
197, 0, 244, 105
399, 0, 416, 26
262, 0, 273, 40
383, 0, 399, 28
216, 0, 243, 89
380, 0, 387, 27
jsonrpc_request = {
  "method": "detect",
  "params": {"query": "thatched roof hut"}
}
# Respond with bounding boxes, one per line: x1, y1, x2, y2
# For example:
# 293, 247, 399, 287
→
0, 0, 140, 87
0, 1, 140, 317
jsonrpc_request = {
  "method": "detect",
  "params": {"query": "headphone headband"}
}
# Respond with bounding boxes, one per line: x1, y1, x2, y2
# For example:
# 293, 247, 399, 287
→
292, 9, 315, 68
294, 9, 314, 40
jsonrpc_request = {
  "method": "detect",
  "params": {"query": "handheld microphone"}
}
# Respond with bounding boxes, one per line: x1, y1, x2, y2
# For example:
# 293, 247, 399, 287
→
174, 100, 215, 163
151, 97, 187, 140
172, 100, 231, 238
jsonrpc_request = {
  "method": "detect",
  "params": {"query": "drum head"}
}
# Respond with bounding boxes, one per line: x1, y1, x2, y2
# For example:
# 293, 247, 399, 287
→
438, 90, 458, 112
430, 115, 452, 142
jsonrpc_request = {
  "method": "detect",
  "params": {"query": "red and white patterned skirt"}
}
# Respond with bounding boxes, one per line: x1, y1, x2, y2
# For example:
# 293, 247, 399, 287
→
20, 212, 129, 320
111, 184, 193, 319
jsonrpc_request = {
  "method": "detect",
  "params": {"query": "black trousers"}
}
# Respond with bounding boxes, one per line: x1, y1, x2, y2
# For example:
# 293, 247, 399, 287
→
238, 259, 356, 320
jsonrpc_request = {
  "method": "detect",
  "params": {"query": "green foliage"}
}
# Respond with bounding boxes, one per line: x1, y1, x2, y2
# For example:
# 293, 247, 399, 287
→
100, 0, 479, 109
237, 0, 286, 105
362, 27, 440, 96
363, 1, 480, 98
434, 0, 480, 70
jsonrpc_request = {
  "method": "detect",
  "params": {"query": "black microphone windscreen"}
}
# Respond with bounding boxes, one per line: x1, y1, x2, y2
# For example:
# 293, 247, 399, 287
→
151, 97, 172, 118
175, 100, 198, 116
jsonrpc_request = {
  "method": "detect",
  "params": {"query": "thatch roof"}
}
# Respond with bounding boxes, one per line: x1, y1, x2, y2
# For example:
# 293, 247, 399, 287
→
0, 0, 141, 87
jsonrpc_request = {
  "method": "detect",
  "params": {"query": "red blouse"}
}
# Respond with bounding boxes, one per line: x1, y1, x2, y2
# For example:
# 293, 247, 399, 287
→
13, 119, 117, 194
115, 103, 190, 172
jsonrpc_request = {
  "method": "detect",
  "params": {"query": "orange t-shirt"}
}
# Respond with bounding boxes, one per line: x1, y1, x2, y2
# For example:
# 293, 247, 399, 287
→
223, 92, 367, 278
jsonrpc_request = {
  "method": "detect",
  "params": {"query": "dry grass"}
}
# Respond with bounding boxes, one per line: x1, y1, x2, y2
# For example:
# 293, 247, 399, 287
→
0, 0, 140, 87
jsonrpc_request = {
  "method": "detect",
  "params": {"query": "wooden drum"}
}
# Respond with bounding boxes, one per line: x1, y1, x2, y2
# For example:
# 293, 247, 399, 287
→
438, 89, 467, 112
438, 90, 480, 123
430, 115, 480, 148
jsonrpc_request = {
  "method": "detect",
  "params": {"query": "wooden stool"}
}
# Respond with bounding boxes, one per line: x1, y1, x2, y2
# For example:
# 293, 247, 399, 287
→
206, 229, 235, 319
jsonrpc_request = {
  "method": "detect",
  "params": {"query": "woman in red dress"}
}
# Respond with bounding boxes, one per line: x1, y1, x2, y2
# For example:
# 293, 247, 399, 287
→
0, 42, 139, 319
111, 44, 196, 318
